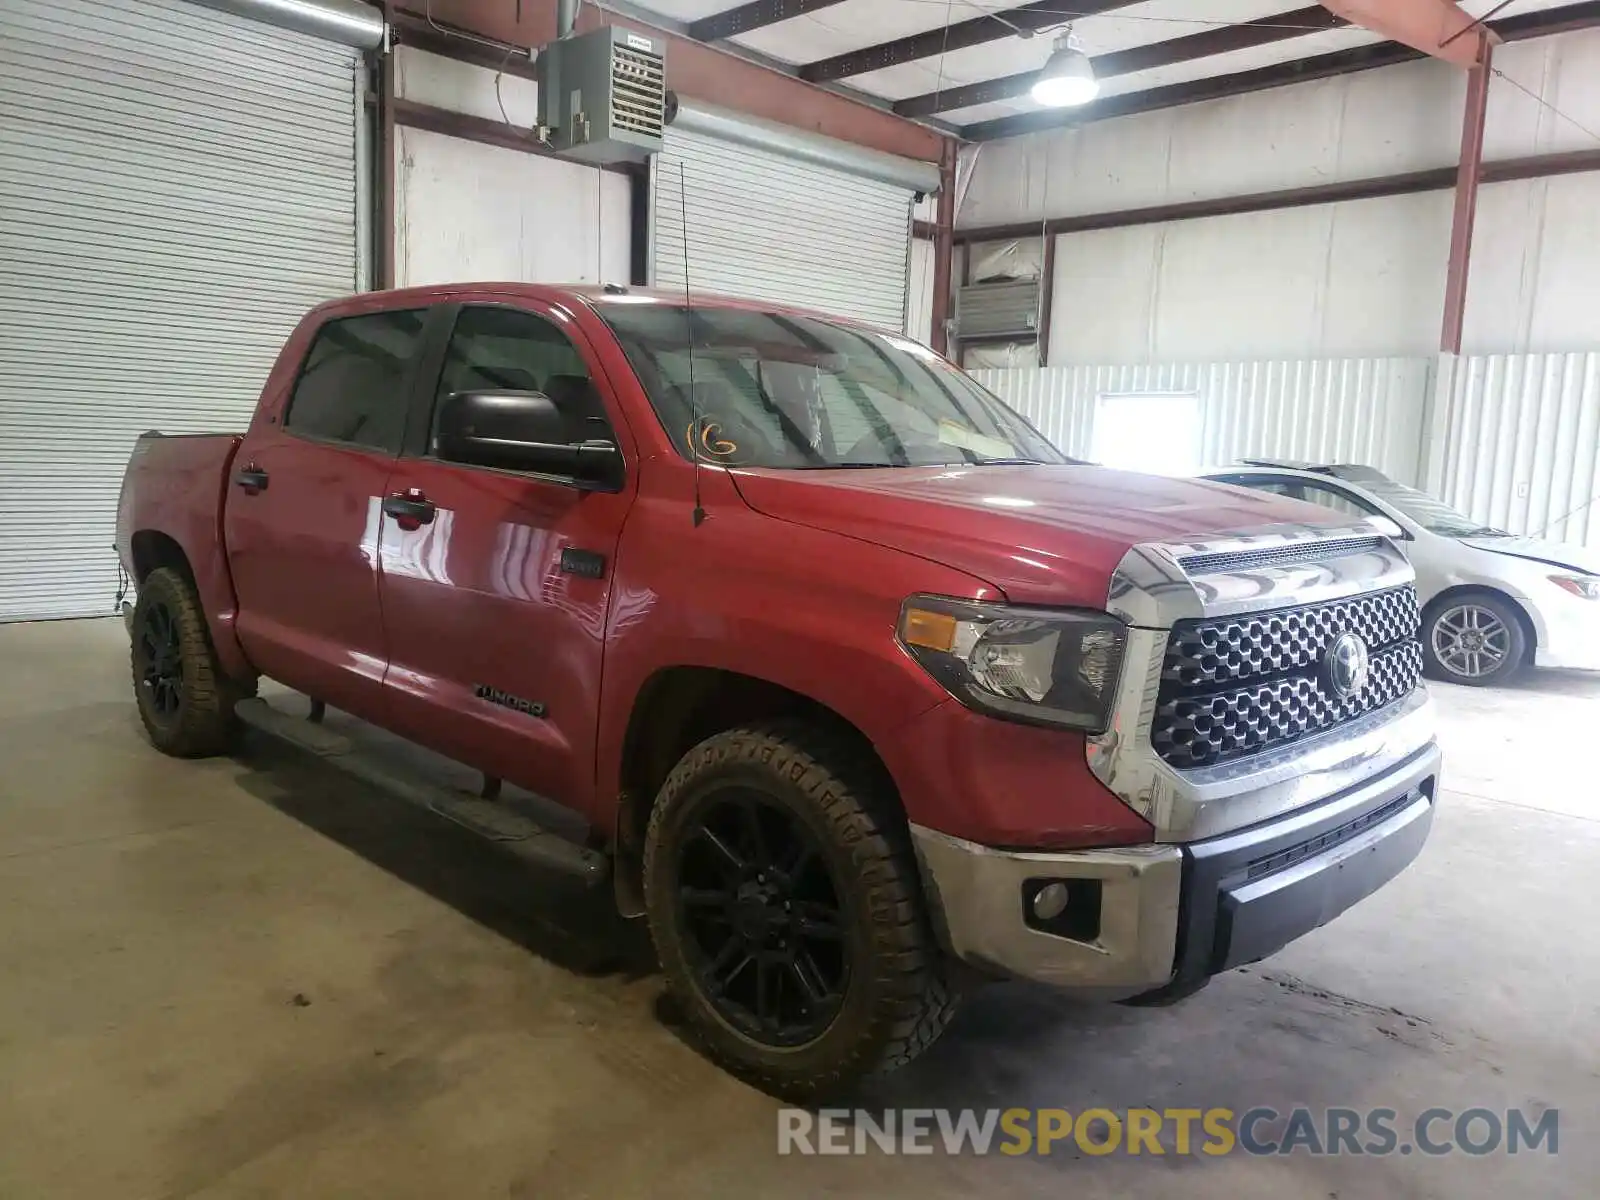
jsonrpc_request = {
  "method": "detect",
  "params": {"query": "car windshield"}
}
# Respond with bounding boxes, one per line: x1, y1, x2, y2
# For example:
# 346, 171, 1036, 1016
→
597, 303, 1066, 469
1327, 466, 1508, 538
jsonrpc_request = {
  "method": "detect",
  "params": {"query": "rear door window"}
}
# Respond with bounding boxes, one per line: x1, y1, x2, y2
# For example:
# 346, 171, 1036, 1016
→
285, 309, 427, 453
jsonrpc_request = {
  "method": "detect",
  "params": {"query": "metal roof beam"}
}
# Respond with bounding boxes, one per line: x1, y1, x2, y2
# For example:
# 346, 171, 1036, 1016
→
952, 147, 1600, 243
960, 0, 1600, 140
960, 41, 1417, 139
687, 0, 851, 43
897, 5, 1343, 118
799, 0, 1135, 84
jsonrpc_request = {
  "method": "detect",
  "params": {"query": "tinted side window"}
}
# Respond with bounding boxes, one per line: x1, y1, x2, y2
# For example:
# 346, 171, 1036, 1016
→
433, 306, 607, 447
285, 310, 426, 452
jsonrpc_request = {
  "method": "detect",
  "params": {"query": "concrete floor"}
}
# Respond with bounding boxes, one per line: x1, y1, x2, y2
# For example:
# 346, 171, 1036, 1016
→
1, 617, 1594, 1198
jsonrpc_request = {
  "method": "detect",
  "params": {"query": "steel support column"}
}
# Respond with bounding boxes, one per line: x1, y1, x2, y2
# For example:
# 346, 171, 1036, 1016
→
931, 140, 957, 357
376, 1, 397, 289
1441, 42, 1492, 354
629, 165, 652, 287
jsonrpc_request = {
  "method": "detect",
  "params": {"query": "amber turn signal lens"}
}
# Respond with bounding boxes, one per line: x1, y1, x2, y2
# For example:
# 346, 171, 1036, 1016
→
902, 607, 958, 652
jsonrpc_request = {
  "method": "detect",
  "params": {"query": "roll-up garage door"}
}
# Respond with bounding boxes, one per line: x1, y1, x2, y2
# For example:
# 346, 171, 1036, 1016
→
653, 125, 913, 332
0, 0, 361, 620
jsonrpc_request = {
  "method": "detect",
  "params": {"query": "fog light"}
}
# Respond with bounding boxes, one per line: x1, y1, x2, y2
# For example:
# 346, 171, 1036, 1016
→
1032, 882, 1071, 922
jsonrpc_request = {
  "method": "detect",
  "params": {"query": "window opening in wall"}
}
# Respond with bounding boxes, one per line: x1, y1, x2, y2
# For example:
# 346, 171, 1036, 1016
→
1093, 391, 1202, 475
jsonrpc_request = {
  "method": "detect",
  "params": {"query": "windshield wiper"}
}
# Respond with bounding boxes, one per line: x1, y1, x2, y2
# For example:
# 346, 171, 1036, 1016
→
794, 461, 906, 469
972, 457, 1051, 466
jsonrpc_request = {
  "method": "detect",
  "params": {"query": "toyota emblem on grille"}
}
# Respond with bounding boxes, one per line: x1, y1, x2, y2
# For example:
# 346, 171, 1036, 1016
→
1325, 632, 1371, 699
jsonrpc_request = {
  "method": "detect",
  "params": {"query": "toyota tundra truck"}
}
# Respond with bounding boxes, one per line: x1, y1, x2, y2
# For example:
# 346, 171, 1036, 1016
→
116, 283, 1440, 1096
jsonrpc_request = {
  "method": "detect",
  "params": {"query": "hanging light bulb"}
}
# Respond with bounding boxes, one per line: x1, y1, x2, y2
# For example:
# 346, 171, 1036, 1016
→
1031, 29, 1099, 107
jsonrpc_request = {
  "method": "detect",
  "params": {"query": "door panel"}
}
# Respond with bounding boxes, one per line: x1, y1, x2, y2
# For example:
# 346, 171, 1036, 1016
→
379, 303, 632, 821
378, 463, 629, 815
225, 307, 427, 717
226, 430, 392, 715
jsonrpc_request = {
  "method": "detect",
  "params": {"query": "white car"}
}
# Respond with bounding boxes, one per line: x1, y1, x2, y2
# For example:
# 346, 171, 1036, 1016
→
1204, 460, 1600, 686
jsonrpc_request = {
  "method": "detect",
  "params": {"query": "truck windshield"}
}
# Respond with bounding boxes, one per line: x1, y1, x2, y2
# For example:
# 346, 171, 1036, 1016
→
597, 303, 1065, 469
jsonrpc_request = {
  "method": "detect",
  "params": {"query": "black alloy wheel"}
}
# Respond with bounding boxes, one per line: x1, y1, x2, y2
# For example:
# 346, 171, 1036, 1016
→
128, 566, 252, 757
675, 788, 848, 1047
643, 724, 958, 1099
136, 599, 185, 723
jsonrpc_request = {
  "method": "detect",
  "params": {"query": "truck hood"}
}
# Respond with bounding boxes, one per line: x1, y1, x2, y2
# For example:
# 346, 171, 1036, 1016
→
732, 464, 1352, 607
1460, 535, 1600, 576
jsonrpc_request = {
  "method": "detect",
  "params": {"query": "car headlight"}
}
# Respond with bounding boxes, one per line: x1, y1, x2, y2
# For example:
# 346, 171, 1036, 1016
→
1550, 575, 1600, 600
898, 595, 1128, 733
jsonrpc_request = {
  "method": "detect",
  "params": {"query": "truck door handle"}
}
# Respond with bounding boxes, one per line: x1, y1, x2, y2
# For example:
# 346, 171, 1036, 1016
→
383, 490, 436, 530
234, 466, 269, 493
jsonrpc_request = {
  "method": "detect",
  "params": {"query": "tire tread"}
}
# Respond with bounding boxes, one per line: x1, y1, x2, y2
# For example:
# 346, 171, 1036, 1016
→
643, 720, 957, 1098
131, 567, 251, 757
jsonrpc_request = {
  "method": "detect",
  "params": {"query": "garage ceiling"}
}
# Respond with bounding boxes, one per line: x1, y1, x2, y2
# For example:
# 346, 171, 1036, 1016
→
615, 0, 1597, 138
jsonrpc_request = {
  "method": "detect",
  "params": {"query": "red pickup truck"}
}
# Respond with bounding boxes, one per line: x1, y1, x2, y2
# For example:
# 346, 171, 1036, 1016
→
117, 283, 1440, 1096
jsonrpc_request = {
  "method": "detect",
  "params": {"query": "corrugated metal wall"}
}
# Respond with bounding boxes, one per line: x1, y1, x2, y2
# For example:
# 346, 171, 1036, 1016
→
971, 358, 1432, 484
1431, 353, 1600, 547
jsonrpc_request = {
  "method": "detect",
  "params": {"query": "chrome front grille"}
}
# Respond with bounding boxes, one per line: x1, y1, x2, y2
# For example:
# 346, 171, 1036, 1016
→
1151, 586, 1423, 769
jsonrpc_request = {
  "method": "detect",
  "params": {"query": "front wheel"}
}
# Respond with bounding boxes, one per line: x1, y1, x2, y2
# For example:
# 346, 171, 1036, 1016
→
643, 723, 957, 1099
1422, 593, 1527, 687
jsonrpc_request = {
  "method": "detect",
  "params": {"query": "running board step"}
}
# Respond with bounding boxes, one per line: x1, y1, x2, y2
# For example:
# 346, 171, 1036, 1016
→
235, 698, 608, 885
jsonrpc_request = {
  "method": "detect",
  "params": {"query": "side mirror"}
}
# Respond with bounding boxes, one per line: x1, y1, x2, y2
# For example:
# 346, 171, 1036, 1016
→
435, 390, 623, 491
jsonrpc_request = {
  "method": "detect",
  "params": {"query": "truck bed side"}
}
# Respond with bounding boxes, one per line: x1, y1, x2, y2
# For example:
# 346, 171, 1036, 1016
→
116, 432, 254, 681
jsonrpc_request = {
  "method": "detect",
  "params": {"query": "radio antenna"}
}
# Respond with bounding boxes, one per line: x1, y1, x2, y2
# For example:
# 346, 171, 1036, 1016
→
678, 160, 705, 527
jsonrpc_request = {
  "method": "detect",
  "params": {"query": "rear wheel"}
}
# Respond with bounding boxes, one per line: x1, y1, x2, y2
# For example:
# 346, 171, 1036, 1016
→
643, 723, 957, 1099
130, 567, 250, 756
1422, 593, 1527, 687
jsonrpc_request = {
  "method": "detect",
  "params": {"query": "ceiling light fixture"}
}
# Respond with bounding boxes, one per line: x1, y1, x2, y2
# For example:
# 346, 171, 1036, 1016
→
1031, 29, 1099, 108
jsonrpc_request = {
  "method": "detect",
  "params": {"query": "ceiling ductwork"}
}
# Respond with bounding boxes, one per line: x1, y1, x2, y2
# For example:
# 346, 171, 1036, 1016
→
183, 0, 384, 50
557, 0, 579, 41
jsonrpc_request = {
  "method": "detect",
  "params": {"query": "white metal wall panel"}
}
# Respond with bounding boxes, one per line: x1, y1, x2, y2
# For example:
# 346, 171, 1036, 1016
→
0, 0, 359, 621
1045, 196, 1454, 365
653, 126, 913, 331
1432, 353, 1600, 548
960, 32, 1600, 363
396, 127, 631, 288
971, 358, 1431, 483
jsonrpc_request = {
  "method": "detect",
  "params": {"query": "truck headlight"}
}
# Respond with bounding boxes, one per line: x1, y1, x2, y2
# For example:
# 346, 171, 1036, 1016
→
898, 595, 1128, 733
1550, 575, 1600, 600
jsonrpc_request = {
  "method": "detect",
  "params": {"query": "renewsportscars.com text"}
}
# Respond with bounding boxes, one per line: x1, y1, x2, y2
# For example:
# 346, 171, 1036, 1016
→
777, 1107, 1559, 1158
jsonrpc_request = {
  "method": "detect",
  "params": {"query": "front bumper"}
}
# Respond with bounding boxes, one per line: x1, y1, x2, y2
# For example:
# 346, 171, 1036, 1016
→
912, 738, 1440, 1000
1533, 596, 1600, 670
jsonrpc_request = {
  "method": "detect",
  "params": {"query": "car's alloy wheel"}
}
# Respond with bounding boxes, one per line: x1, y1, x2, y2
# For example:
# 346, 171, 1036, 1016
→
128, 566, 252, 757
135, 599, 185, 723
1430, 603, 1514, 680
675, 788, 848, 1047
643, 724, 958, 1098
